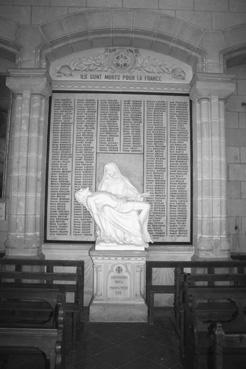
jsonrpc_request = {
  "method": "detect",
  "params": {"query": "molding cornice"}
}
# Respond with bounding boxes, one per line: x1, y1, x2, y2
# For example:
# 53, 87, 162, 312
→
190, 72, 236, 100
6, 68, 51, 96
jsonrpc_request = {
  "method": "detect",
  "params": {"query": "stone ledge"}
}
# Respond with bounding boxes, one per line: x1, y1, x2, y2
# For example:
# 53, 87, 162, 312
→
89, 302, 148, 322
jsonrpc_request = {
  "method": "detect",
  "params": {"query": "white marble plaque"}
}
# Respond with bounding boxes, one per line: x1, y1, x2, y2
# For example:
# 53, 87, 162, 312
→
47, 93, 191, 243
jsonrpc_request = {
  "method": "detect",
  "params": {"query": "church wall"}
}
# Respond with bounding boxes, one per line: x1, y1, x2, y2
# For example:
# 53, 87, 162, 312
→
0, 3, 245, 255
0, 1, 246, 306
226, 64, 246, 253
0, 0, 246, 30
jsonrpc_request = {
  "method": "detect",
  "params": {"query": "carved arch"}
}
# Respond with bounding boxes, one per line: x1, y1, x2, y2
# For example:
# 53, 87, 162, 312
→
39, 9, 206, 70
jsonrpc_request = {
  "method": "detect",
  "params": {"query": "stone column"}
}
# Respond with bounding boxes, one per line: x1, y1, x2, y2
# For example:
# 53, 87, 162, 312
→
5, 69, 51, 257
191, 73, 235, 259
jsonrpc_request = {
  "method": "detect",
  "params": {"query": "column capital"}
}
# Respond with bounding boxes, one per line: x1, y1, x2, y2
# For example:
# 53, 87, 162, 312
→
6, 68, 51, 96
190, 72, 235, 100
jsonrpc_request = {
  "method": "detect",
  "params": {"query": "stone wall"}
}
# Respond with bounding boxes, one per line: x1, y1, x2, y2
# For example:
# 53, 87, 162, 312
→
0, 0, 246, 29
226, 64, 246, 252
0, 0, 246, 31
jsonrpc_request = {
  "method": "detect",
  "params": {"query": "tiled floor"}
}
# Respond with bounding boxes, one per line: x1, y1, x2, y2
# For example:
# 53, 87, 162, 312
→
0, 310, 184, 369
64, 310, 183, 369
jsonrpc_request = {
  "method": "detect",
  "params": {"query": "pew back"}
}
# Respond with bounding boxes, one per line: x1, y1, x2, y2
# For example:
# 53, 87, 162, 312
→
0, 258, 84, 312
183, 287, 246, 369
0, 286, 64, 369
212, 322, 246, 369
0, 258, 84, 340
0, 287, 64, 328
146, 260, 246, 324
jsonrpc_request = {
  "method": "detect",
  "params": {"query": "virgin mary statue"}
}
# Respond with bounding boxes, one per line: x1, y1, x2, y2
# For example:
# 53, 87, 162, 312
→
75, 163, 152, 250
98, 162, 144, 201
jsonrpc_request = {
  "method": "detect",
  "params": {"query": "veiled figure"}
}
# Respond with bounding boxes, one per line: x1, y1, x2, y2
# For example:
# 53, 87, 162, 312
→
98, 162, 143, 201
75, 163, 152, 249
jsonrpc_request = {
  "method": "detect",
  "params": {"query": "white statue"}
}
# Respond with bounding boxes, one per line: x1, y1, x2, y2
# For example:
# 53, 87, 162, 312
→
75, 163, 152, 250
98, 162, 145, 201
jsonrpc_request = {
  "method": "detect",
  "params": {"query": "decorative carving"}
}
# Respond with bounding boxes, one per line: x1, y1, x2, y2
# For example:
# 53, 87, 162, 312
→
56, 47, 186, 80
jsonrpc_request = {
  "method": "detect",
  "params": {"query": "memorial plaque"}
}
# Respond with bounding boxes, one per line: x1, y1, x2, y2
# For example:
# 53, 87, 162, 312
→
46, 92, 191, 243
107, 264, 130, 299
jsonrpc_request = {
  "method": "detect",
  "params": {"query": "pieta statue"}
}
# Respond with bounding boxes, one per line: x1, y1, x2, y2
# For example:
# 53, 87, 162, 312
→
75, 162, 153, 250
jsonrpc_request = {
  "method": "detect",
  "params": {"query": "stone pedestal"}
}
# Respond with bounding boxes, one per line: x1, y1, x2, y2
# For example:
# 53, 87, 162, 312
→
89, 249, 147, 322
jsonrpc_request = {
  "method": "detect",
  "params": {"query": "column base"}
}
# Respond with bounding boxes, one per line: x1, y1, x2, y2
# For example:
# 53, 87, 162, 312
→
5, 236, 42, 258
196, 236, 231, 259
5, 247, 43, 258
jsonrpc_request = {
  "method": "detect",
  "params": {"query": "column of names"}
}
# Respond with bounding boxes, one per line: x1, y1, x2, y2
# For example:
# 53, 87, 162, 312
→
145, 99, 167, 241
72, 98, 97, 239
48, 97, 74, 238
168, 100, 190, 241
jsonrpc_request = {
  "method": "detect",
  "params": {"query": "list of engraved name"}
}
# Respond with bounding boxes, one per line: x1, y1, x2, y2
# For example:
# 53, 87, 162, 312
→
47, 93, 190, 242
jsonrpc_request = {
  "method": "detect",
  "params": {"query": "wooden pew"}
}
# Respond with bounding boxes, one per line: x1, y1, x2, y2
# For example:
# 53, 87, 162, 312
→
183, 287, 246, 369
0, 258, 84, 340
146, 259, 246, 364
212, 322, 246, 369
0, 287, 64, 369
179, 268, 246, 356
146, 260, 246, 325
0, 287, 63, 328
146, 261, 189, 325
